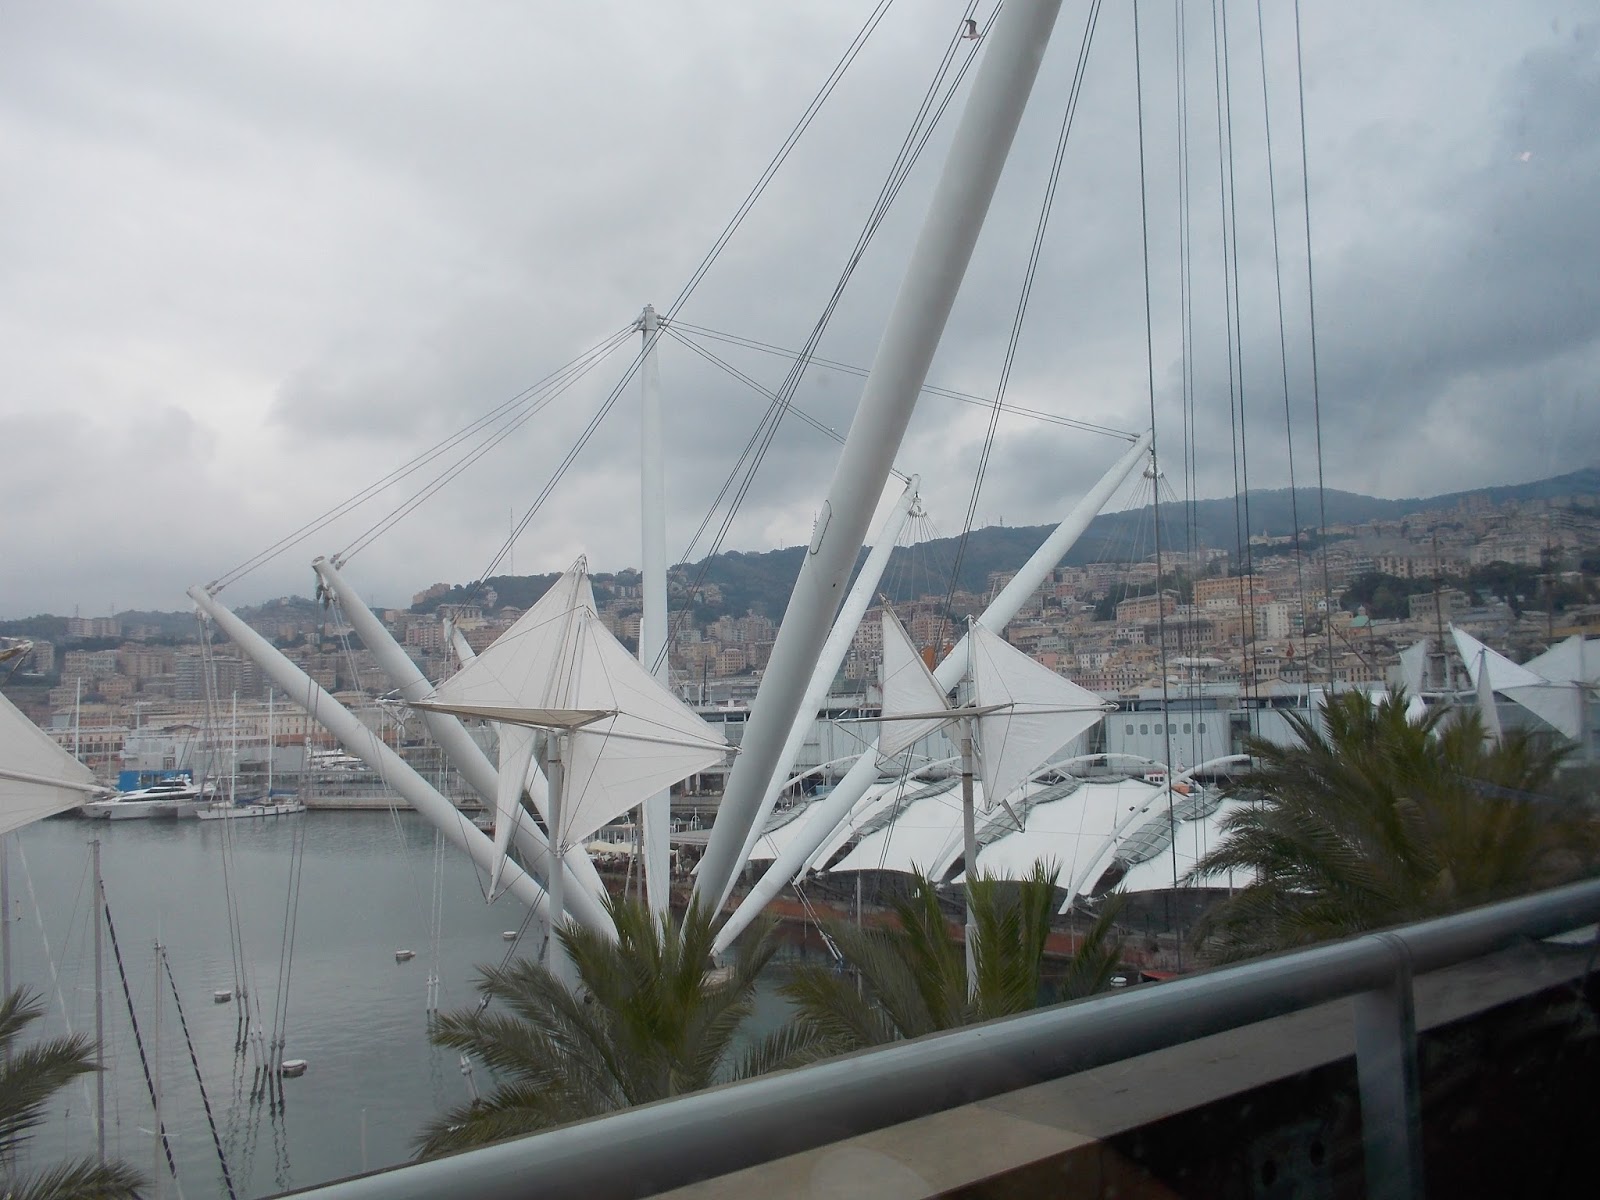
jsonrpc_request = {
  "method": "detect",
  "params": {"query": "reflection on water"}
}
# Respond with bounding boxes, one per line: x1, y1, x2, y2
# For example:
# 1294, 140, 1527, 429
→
5, 811, 796, 1197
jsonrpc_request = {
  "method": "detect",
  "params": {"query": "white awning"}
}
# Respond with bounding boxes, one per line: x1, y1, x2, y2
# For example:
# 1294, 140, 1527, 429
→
1, 690, 102, 835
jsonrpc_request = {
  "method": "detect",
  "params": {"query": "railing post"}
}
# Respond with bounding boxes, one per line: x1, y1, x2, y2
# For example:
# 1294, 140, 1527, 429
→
1354, 932, 1423, 1199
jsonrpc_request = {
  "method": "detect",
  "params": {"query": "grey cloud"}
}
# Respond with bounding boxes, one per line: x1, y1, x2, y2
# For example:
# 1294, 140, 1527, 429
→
2, 2, 1596, 616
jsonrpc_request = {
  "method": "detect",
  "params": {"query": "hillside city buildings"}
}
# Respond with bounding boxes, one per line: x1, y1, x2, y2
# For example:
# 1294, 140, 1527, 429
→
6, 489, 1598, 782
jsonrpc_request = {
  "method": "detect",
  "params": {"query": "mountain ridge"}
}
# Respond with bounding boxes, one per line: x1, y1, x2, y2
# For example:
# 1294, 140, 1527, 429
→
2, 468, 1595, 633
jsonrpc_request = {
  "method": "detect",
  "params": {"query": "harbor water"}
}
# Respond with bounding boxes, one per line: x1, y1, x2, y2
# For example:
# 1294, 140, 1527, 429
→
5, 809, 791, 1197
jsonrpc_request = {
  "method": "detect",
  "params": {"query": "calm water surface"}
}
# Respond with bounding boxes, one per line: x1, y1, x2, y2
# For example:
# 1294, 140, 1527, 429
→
7, 810, 792, 1197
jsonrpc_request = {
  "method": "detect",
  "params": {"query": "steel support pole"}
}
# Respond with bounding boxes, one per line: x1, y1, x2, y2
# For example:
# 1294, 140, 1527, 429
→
188, 584, 557, 922
711, 433, 1150, 956
960, 721, 977, 997
544, 738, 566, 968
0, 835, 8, 1000
1355, 934, 1423, 1200
715, 476, 922, 913
694, 0, 1069, 915
311, 558, 611, 932
93, 838, 105, 1163
638, 304, 673, 918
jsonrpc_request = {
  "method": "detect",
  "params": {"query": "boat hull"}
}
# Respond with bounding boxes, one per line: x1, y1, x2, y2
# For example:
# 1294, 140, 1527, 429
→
196, 800, 307, 820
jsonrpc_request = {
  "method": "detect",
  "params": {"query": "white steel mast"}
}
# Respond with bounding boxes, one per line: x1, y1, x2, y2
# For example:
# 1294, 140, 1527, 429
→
721, 475, 921, 910
694, 0, 1070, 914
310, 558, 612, 931
637, 303, 673, 917
188, 585, 564, 924
711, 432, 1152, 956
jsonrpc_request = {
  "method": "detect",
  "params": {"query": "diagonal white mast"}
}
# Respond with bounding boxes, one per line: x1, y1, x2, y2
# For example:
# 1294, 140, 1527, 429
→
310, 558, 613, 929
694, 0, 1072, 914
711, 432, 1151, 957
189, 584, 565, 923
728, 476, 923, 887
414, 559, 728, 943
875, 611, 1105, 994
638, 302, 673, 917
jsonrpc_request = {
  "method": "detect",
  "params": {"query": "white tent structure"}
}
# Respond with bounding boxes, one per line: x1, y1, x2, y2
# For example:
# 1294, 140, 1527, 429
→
0, 686, 104, 834
1450, 626, 1586, 744
412, 559, 729, 949
1112, 795, 1253, 895
1524, 635, 1599, 688
875, 609, 1107, 990
806, 774, 957, 873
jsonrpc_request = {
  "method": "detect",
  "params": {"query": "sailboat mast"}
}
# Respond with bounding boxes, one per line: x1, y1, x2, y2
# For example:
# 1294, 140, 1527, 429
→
152, 942, 164, 1200
543, 734, 566, 967
93, 838, 106, 1163
693, 0, 1073, 913
638, 303, 672, 918
266, 688, 274, 797
959, 718, 978, 996
1, 835, 9, 998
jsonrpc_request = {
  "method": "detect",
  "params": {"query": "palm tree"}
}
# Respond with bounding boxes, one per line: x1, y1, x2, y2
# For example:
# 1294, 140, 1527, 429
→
0, 988, 144, 1200
781, 862, 1124, 1053
1188, 689, 1597, 963
417, 895, 819, 1157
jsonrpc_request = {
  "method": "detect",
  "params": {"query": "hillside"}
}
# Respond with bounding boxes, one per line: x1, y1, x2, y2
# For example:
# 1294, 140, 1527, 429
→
4, 468, 1595, 636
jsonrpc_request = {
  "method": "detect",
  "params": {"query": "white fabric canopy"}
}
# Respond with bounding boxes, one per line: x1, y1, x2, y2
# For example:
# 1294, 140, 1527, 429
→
1113, 796, 1254, 894
1452, 625, 1585, 741
804, 778, 917, 873
746, 801, 822, 864
0, 689, 101, 836
968, 620, 1106, 812
1452, 627, 1545, 691
417, 559, 728, 884
1475, 651, 1503, 743
876, 609, 954, 761
963, 779, 1156, 896
827, 785, 972, 877
1398, 638, 1430, 695
1523, 635, 1598, 687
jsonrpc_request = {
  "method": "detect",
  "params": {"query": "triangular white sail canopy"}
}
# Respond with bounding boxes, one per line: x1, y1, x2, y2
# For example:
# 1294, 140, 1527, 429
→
0, 689, 102, 836
1524, 635, 1598, 687
1398, 638, 1430, 695
876, 609, 953, 761
1452, 625, 1584, 742
968, 620, 1106, 812
1475, 651, 1503, 744
414, 559, 728, 887
1452, 627, 1545, 691
420, 564, 593, 884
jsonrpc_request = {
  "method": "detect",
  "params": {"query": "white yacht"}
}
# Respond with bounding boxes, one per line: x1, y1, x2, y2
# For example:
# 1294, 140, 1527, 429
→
81, 777, 210, 820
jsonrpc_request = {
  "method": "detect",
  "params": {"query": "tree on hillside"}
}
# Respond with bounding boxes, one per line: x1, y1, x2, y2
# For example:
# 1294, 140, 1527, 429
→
0, 989, 145, 1200
1187, 690, 1598, 963
782, 864, 1124, 1054
416, 897, 818, 1157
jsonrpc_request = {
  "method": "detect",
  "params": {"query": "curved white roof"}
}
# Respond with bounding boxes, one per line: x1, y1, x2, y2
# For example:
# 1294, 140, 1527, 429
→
967, 778, 1159, 896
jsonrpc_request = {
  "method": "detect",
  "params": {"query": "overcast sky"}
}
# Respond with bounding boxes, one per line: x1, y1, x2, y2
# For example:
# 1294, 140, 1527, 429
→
2, 1, 1596, 619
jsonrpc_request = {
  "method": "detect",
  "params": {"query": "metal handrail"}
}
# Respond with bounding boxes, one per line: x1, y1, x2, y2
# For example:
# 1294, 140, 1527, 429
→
283, 876, 1600, 1200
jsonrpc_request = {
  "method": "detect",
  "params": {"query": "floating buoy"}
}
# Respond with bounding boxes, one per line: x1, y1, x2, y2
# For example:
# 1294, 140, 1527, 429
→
280, 1059, 308, 1078
395, 949, 416, 962
501, 931, 518, 941
213, 989, 234, 1004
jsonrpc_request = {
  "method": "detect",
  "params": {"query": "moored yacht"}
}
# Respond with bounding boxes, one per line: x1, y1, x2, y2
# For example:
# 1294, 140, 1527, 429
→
81, 775, 211, 820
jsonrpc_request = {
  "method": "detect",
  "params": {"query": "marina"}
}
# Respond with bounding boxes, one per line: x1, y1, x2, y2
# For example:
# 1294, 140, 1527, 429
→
3, 808, 792, 1197
0, 1, 1596, 1195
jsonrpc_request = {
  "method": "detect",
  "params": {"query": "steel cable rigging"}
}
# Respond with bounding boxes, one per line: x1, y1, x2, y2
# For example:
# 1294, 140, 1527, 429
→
666, 320, 1138, 441
458, 0, 913, 603
656, 5, 995, 653
207, 326, 634, 592
936, 0, 1105, 649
